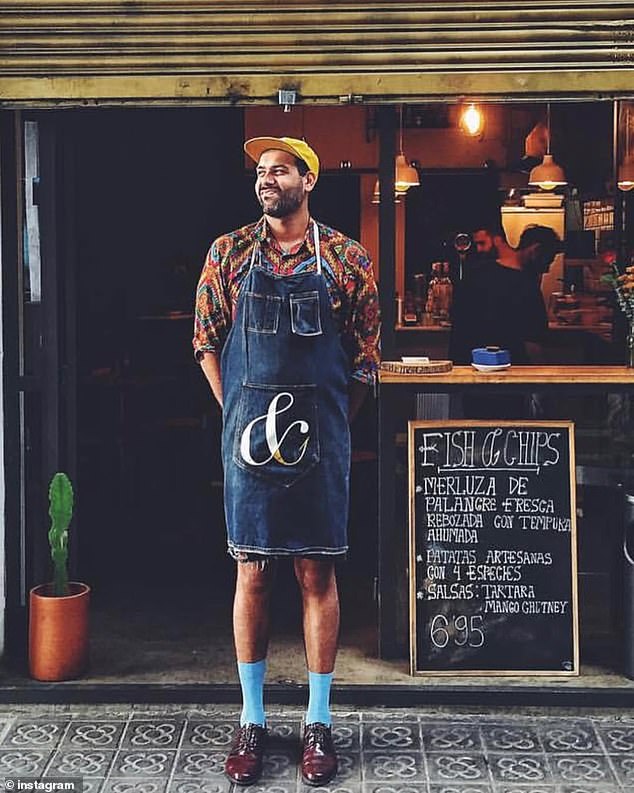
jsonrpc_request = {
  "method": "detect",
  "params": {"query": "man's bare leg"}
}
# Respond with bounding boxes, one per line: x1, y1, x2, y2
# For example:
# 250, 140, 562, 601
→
293, 557, 339, 673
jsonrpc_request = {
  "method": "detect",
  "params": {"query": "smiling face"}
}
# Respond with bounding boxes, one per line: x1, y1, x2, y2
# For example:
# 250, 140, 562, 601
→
255, 149, 315, 218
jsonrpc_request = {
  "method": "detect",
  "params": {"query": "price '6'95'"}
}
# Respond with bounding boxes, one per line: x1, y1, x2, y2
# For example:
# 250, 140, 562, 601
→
430, 614, 485, 649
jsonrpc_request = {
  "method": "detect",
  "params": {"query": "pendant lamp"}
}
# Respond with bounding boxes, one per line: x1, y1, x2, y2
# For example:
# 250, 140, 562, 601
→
395, 105, 420, 191
618, 101, 634, 192
529, 103, 567, 191
372, 105, 419, 203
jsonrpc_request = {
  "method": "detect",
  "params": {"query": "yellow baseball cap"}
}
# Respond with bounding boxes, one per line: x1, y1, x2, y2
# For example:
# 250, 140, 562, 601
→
244, 136, 320, 181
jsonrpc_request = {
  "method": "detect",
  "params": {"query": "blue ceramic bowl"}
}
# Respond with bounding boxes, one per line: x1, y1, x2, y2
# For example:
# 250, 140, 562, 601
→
471, 346, 511, 366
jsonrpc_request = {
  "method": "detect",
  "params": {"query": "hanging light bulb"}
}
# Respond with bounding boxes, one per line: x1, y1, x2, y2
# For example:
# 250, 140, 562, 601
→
372, 106, 419, 203
618, 101, 634, 192
618, 159, 634, 192
460, 103, 484, 137
395, 104, 419, 192
529, 103, 567, 191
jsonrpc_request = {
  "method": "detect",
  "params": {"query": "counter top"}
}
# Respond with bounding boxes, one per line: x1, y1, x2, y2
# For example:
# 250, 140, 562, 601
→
395, 323, 611, 334
379, 365, 634, 385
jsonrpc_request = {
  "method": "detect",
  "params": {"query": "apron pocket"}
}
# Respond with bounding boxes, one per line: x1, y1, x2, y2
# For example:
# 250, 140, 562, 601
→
290, 291, 323, 336
247, 292, 281, 334
232, 384, 320, 488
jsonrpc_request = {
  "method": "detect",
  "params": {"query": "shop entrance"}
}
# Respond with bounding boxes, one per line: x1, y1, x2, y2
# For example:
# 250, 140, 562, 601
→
17, 106, 380, 684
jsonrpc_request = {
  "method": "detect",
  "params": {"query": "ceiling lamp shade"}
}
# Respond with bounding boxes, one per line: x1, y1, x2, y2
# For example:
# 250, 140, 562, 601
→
618, 157, 634, 192
372, 105, 419, 203
529, 154, 567, 191
394, 153, 420, 192
528, 103, 567, 191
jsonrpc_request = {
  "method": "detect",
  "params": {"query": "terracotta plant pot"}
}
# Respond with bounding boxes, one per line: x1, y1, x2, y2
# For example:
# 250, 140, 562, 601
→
29, 581, 90, 681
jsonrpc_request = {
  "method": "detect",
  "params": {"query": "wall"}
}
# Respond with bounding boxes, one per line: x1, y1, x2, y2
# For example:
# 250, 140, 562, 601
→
0, 150, 5, 655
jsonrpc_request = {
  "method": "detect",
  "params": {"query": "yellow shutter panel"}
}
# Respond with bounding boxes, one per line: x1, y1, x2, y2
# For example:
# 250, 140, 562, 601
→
1, 1, 633, 104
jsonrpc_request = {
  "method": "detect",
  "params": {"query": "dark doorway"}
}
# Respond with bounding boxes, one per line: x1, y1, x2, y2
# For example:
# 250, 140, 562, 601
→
67, 108, 375, 682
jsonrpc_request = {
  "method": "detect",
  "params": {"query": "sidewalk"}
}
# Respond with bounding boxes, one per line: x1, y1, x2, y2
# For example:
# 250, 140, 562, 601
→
0, 704, 632, 792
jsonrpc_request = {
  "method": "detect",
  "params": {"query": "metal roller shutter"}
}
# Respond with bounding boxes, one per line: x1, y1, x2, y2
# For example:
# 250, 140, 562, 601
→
0, 1, 633, 105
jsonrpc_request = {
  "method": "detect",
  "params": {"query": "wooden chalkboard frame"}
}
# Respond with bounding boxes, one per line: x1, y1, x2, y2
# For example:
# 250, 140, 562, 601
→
408, 420, 579, 676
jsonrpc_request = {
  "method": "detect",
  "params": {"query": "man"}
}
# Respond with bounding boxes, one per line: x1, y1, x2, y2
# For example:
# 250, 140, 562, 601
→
192, 136, 380, 786
450, 223, 562, 366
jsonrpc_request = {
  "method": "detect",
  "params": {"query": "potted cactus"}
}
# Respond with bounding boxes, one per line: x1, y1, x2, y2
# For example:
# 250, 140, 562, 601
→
28, 472, 90, 681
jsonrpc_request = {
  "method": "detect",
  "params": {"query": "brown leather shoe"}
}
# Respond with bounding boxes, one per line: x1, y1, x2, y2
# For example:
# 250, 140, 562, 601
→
301, 722, 338, 787
225, 723, 267, 786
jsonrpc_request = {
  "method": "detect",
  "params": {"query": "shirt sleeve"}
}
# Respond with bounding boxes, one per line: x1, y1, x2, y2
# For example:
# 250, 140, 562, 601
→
192, 239, 232, 360
343, 242, 381, 384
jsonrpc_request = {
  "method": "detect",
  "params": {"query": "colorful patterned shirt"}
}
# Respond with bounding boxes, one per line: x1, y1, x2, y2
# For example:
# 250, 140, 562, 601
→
193, 217, 380, 384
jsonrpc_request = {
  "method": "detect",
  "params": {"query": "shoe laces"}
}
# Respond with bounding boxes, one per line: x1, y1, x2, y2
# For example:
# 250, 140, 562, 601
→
305, 722, 331, 748
237, 723, 263, 751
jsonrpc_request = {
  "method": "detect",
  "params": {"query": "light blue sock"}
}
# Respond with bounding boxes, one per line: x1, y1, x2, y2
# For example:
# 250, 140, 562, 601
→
238, 660, 266, 727
306, 671, 333, 727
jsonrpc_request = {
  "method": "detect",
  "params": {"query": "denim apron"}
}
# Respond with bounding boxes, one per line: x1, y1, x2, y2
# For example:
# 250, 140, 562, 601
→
221, 222, 350, 557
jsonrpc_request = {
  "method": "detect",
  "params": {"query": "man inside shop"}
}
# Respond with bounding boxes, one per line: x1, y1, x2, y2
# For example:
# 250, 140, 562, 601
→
450, 222, 562, 366
193, 136, 380, 787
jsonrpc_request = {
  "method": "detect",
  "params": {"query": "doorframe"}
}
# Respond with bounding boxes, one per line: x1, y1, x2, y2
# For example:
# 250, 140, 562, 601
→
0, 110, 27, 660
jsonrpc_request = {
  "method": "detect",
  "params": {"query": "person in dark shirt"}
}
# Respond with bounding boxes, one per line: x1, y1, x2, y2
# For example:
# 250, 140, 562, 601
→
449, 224, 562, 365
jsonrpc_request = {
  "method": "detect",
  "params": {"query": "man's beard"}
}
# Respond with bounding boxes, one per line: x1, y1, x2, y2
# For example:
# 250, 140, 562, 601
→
258, 185, 304, 218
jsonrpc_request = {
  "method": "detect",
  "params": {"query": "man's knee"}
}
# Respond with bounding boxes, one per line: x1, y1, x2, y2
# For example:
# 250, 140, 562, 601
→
294, 557, 336, 596
236, 559, 276, 597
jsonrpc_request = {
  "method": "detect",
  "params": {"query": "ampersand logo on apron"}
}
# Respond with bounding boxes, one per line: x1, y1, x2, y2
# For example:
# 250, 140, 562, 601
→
239, 391, 310, 467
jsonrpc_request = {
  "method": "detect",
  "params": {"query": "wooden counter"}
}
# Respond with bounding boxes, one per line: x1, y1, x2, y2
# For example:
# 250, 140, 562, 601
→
380, 365, 634, 386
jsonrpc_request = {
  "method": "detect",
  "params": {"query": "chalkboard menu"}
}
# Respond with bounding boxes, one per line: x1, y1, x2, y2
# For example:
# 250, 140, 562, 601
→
409, 421, 579, 675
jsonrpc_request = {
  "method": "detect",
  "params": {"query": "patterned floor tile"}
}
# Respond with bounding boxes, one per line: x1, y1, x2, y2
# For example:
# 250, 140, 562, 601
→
331, 723, 360, 752
607, 753, 634, 787
559, 785, 622, 793
180, 722, 235, 750
537, 723, 600, 754
363, 722, 421, 751
173, 750, 227, 778
249, 785, 298, 793
80, 778, 106, 793
488, 754, 552, 786
421, 724, 482, 753
426, 753, 487, 785
122, 721, 184, 749
362, 751, 425, 784
1, 720, 68, 748
331, 752, 361, 783
594, 724, 634, 753
428, 785, 491, 793
63, 721, 127, 749
266, 718, 302, 753
0, 748, 52, 776
364, 784, 428, 793
110, 749, 177, 777
102, 779, 169, 793
47, 749, 116, 777
166, 780, 227, 793
481, 724, 541, 753
548, 755, 618, 785
259, 749, 298, 784
490, 785, 554, 793
361, 711, 420, 722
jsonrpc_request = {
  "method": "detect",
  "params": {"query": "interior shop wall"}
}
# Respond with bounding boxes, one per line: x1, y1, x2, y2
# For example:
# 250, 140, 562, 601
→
73, 107, 246, 375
